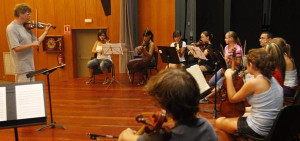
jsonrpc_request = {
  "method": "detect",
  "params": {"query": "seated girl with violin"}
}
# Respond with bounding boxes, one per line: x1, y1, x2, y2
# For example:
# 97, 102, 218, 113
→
192, 31, 215, 72
127, 29, 155, 86
215, 48, 283, 138
118, 68, 218, 141
200, 31, 242, 103
168, 30, 187, 68
86, 30, 112, 84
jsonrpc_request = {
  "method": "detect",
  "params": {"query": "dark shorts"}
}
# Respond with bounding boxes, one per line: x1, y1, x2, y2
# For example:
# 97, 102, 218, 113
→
283, 85, 296, 97
237, 117, 264, 138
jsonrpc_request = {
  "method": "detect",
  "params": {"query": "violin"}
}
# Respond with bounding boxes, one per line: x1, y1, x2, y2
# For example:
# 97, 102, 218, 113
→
87, 109, 167, 140
174, 40, 183, 56
220, 48, 245, 118
24, 21, 56, 30
135, 109, 167, 135
193, 40, 208, 52
142, 40, 150, 51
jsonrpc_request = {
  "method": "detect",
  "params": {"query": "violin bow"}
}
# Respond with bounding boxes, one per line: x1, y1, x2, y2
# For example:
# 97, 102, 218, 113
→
241, 40, 247, 78
35, 7, 39, 52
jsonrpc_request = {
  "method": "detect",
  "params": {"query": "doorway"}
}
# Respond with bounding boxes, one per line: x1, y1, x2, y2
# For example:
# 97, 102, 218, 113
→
74, 29, 99, 78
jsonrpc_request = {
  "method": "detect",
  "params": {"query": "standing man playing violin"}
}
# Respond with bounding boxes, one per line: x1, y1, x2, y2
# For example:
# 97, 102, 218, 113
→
6, 3, 52, 83
118, 69, 218, 141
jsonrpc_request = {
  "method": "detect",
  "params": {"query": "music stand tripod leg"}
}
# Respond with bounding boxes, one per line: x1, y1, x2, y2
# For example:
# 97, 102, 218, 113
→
106, 64, 122, 89
37, 74, 67, 131
14, 128, 19, 141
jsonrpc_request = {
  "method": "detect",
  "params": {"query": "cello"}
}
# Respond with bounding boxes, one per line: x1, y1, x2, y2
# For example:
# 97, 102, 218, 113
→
219, 48, 245, 118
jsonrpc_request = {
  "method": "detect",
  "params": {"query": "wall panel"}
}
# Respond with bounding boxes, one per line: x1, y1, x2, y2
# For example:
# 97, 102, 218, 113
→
0, 0, 120, 82
138, 0, 175, 70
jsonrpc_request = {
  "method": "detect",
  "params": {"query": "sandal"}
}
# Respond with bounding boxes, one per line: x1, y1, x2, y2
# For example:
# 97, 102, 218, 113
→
102, 77, 110, 85
86, 76, 95, 84
137, 80, 146, 86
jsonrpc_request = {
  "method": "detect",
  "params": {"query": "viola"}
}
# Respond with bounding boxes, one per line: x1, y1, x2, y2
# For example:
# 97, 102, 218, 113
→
24, 21, 56, 30
220, 47, 245, 118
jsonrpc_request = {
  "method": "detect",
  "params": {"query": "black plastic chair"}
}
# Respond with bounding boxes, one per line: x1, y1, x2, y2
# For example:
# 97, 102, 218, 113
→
237, 105, 300, 141
147, 50, 159, 75
129, 51, 158, 85
284, 90, 300, 106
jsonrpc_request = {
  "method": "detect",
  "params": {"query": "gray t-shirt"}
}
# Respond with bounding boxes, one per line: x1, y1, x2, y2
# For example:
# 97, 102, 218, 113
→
6, 21, 37, 74
137, 117, 218, 141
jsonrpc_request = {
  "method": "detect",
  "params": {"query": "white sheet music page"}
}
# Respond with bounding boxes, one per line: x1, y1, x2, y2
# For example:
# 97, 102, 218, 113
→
0, 87, 7, 121
102, 43, 124, 55
187, 45, 207, 60
186, 65, 210, 94
15, 84, 45, 120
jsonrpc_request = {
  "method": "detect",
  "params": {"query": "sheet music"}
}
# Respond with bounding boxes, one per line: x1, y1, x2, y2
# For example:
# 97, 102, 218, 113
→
15, 84, 45, 120
102, 43, 124, 55
187, 45, 207, 60
186, 65, 210, 94
0, 87, 7, 121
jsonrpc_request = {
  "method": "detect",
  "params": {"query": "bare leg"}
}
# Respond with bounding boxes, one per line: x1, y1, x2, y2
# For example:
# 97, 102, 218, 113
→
86, 68, 95, 84
215, 117, 239, 134
102, 69, 109, 85
88, 68, 93, 78
103, 69, 108, 78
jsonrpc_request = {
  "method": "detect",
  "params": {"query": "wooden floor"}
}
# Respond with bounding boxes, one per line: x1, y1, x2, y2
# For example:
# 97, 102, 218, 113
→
0, 74, 231, 141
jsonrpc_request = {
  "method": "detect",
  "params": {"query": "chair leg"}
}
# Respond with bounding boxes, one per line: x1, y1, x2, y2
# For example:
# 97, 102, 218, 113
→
132, 72, 135, 85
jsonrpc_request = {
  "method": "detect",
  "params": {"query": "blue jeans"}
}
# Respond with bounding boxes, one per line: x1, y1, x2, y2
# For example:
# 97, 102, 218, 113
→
87, 58, 112, 71
209, 68, 224, 89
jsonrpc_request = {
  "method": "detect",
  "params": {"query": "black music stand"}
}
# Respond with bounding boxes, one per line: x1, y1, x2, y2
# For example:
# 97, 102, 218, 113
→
157, 46, 180, 68
27, 64, 67, 131
203, 49, 227, 119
